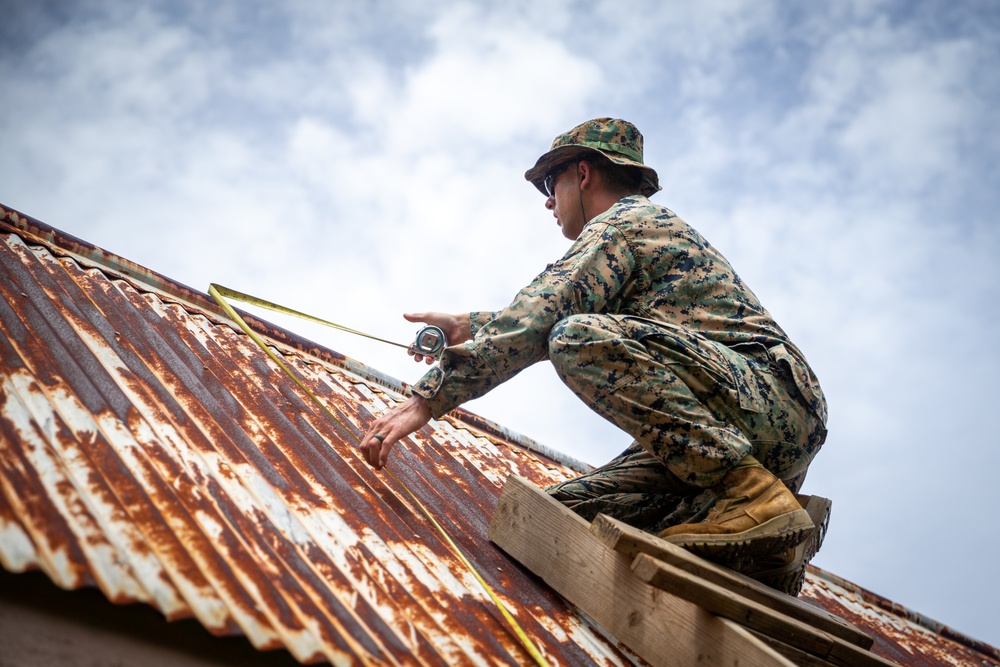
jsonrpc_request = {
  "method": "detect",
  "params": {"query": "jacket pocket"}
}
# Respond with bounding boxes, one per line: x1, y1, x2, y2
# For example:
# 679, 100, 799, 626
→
770, 343, 826, 421
725, 351, 766, 414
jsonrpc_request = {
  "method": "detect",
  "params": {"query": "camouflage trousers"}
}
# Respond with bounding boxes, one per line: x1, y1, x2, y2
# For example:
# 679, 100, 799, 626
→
544, 314, 826, 531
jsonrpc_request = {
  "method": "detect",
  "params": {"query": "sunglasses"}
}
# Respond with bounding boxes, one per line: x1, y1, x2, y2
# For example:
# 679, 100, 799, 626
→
543, 161, 576, 197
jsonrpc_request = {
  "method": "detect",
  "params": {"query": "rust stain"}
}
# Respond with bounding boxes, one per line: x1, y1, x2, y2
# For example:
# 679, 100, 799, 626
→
0, 392, 96, 591
801, 569, 1000, 667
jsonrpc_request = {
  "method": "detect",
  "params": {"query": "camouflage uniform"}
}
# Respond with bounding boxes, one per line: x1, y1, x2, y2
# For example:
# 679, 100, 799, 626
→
413, 124, 827, 531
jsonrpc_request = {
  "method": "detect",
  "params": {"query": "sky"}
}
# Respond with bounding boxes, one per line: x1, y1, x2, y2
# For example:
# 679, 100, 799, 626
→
2, 0, 999, 648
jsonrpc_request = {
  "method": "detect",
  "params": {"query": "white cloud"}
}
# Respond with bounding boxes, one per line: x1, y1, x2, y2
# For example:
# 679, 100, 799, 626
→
794, 25, 980, 196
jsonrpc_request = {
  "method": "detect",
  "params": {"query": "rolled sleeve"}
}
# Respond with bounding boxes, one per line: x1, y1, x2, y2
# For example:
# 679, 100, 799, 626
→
469, 310, 499, 338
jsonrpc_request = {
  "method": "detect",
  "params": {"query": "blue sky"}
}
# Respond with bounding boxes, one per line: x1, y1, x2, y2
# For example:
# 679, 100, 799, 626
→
2, 0, 999, 647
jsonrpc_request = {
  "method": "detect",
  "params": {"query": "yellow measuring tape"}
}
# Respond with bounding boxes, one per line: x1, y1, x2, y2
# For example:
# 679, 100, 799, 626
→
208, 284, 551, 667
208, 284, 412, 350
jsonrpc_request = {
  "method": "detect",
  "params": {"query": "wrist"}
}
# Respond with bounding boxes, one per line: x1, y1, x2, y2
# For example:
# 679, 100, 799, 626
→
459, 313, 472, 342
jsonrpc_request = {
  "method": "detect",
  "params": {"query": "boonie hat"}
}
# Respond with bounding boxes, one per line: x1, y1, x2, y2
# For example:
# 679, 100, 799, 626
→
525, 118, 661, 198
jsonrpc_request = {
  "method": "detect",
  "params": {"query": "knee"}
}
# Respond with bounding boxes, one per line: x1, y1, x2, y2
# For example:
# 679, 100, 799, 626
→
547, 314, 591, 360
548, 314, 619, 380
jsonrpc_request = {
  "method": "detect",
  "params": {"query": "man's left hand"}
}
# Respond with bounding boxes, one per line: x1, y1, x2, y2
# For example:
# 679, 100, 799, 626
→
360, 395, 433, 470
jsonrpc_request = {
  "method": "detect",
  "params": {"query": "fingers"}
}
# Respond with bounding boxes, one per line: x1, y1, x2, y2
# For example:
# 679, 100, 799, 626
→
404, 312, 471, 349
359, 396, 433, 470
360, 428, 394, 470
407, 313, 443, 363
379, 437, 393, 468
407, 346, 434, 364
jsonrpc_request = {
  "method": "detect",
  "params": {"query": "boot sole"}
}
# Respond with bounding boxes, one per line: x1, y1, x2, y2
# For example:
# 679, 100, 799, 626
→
797, 494, 832, 563
662, 509, 814, 567
744, 495, 832, 596
748, 560, 807, 597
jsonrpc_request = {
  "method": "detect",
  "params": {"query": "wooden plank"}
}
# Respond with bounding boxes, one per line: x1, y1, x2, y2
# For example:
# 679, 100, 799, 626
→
745, 627, 841, 667
632, 554, 899, 667
487, 475, 797, 667
590, 513, 873, 650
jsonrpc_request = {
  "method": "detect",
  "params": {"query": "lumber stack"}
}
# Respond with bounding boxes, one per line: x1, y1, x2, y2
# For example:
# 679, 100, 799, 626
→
488, 475, 896, 667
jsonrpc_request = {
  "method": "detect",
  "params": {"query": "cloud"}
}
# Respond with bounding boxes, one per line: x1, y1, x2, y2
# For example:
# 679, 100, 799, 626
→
277, 5, 603, 316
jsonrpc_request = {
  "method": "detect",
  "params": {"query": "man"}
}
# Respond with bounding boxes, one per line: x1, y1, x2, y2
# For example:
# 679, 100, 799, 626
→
360, 118, 827, 581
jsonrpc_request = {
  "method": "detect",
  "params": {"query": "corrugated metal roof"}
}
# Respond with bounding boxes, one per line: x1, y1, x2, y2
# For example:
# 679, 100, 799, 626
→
1, 201, 998, 667
801, 568, 1000, 667
0, 205, 632, 666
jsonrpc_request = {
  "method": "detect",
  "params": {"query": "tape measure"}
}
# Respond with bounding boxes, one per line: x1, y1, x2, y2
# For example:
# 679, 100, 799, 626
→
208, 284, 449, 360
208, 284, 549, 667
412, 325, 448, 359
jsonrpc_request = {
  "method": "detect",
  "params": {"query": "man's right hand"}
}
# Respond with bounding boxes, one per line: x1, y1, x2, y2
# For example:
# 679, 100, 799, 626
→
404, 312, 472, 363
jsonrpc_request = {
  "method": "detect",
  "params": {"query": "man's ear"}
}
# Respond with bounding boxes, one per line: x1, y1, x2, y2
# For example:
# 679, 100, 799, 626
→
577, 160, 595, 190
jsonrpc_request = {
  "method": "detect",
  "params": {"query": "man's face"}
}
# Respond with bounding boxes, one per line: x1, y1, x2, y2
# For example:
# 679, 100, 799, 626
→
544, 161, 584, 240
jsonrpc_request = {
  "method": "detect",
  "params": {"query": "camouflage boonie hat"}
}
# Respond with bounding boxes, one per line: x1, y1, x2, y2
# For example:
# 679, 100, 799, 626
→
525, 118, 661, 198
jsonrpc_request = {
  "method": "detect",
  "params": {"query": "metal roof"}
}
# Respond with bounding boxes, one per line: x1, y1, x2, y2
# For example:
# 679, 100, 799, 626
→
1, 202, 997, 666
800, 568, 1000, 667
0, 205, 625, 666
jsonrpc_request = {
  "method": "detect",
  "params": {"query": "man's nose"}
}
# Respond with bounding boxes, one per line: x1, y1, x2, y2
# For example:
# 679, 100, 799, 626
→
545, 195, 555, 210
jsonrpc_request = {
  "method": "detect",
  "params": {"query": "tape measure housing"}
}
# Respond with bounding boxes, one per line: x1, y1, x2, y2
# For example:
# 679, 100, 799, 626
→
413, 325, 447, 358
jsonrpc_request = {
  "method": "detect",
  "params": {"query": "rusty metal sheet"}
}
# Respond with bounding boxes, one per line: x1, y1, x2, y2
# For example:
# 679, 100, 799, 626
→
0, 204, 643, 665
3, 200, 998, 667
801, 568, 1000, 667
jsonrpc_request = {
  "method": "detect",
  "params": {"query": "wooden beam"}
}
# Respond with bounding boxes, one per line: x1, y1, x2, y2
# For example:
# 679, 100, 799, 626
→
590, 513, 873, 650
745, 627, 841, 667
631, 554, 898, 667
488, 475, 796, 667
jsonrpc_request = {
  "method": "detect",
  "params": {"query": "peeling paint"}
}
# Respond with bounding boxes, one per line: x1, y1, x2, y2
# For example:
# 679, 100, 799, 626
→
801, 569, 1000, 666
0, 503, 39, 573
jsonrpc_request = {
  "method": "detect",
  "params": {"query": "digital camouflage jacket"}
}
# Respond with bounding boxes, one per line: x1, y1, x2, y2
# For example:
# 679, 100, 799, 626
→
412, 195, 826, 425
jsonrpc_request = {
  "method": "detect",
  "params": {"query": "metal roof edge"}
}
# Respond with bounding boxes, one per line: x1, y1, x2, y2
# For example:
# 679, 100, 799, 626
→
0, 204, 216, 319
806, 564, 1000, 662
0, 202, 590, 475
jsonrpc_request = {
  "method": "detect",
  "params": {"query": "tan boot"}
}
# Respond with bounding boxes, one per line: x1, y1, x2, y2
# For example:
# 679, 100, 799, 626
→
742, 494, 832, 596
794, 493, 832, 564
658, 464, 814, 567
